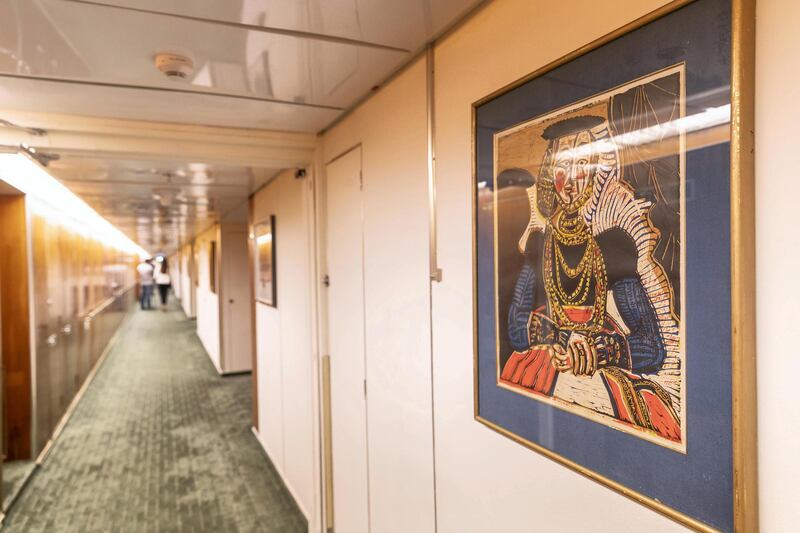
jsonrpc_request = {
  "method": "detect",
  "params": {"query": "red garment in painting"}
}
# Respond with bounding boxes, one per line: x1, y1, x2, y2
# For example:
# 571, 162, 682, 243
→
601, 367, 681, 442
499, 309, 681, 442
500, 348, 559, 396
500, 350, 680, 442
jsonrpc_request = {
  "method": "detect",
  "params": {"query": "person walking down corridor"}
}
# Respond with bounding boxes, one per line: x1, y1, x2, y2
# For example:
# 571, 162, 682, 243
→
155, 260, 171, 310
137, 258, 155, 310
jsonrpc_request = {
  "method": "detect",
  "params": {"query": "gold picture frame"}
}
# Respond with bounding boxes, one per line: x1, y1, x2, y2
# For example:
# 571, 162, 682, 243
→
471, 1, 756, 531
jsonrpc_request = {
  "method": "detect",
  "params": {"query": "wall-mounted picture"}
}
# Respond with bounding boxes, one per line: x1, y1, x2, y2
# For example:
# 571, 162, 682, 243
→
473, 0, 754, 531
209, 240, 217, 294
254, 215, 276, 306
494, 64, 686, 450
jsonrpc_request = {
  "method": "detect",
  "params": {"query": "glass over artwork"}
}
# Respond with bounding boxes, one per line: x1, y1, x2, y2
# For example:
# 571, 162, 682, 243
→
474, 0, 742, 530
493, 66, 686, 449
254, 216, 276, 306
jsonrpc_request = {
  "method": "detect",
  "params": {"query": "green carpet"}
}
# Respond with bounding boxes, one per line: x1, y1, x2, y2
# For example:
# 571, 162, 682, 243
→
2, 301, 306, 533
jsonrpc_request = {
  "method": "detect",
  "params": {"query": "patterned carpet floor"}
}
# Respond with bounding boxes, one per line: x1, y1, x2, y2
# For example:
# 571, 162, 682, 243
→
2, 300, 306, 533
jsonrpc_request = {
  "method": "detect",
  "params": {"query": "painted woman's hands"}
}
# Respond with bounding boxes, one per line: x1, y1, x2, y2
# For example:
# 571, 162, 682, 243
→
551, 344, 572, 372
550, 332, 598, 376
567, 331, 597, 376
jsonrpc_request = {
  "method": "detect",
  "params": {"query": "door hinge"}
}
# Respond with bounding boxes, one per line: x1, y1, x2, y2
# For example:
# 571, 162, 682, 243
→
359, 171, 363, 190
322, 274, 330, 287
363, 379, 367, 397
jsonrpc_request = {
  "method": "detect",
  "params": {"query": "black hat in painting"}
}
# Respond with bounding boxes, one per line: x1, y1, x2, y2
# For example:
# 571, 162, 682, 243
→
542, 115, 605, 140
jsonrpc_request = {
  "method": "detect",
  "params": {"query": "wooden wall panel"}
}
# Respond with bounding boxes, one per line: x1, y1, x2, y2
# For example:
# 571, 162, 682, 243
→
29, 213, 137, 455
0, 195, 32, 461
1, 196, 138, 460
31, 215, 54, 450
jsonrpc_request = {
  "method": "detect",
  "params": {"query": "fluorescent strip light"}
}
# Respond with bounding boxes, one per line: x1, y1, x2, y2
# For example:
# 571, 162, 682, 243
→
0, 151, 150, 258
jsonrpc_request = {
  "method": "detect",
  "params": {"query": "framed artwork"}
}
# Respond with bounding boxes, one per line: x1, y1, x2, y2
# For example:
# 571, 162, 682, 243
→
253, 215, 276, 306
472, 0, 755, 531
209, 240, 217, 294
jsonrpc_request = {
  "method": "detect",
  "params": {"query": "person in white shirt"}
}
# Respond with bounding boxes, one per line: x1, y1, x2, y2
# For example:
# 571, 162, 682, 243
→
137, 259, 155, 310
155, 260, 172, 310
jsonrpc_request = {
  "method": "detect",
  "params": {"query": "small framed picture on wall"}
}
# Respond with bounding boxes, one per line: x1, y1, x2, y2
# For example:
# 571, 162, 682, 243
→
253, 215, 277, 307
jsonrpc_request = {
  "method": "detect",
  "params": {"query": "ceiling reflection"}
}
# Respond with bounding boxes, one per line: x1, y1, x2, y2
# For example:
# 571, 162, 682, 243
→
61, 0, 464, 51
0, 0, 480, 130
47, 156, 279, 254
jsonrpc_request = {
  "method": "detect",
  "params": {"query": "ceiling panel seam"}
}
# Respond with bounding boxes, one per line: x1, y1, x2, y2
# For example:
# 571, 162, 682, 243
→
0, 72, 345, 111
58, 0, 411, 53
0, 110, 320, 148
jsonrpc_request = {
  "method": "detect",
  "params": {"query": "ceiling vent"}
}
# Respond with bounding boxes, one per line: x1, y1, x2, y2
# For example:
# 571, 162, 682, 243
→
154, 53, 194, 81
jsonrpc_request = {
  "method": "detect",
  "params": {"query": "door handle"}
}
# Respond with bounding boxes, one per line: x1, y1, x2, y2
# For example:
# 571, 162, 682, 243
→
229, 299, 234, 304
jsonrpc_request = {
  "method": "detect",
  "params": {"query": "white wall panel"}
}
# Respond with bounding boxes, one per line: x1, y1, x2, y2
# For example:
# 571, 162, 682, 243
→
180, 248, 194, 318
170, 254, 181, 300
252, 169, 319, 526
755, 1, 800, 530
275, 172, 315, 519
195, 226, 221, 371
322, 58, 436, 533
256, 302, 284, 468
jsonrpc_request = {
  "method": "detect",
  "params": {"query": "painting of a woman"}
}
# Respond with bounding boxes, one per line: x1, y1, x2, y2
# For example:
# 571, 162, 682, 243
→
494, 67, 685, 447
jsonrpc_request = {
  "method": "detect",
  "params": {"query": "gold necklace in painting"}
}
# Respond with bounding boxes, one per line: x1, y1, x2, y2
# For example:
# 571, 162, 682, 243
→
543, 215, 607, 333
552, 210, 589, 244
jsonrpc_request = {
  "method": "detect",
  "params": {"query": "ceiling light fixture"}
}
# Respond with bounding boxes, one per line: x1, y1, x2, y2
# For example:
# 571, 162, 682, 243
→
0, 151, 150, 258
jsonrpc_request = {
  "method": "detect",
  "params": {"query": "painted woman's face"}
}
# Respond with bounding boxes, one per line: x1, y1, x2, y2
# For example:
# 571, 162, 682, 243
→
551, 129, 594, 207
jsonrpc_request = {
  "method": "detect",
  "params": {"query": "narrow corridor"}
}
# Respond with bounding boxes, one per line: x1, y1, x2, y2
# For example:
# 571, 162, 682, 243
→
2, 302, 306, 533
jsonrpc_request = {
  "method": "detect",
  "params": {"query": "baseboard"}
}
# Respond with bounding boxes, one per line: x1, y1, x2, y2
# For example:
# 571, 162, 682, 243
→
250, 426, 310, 523
220, 369, 252, 377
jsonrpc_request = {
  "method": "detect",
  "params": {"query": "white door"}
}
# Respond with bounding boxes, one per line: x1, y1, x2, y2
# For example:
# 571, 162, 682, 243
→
325, 147, 370, 533
222, 226, 253, 373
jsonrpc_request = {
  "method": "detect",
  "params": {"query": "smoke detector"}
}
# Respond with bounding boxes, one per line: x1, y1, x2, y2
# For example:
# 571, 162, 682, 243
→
154, 53, 194, 81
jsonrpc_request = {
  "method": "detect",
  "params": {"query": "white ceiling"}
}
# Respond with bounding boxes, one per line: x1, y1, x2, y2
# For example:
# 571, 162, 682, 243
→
79, 0, 469, 50
0, 0, 481, 130
0, 0, 483, 254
